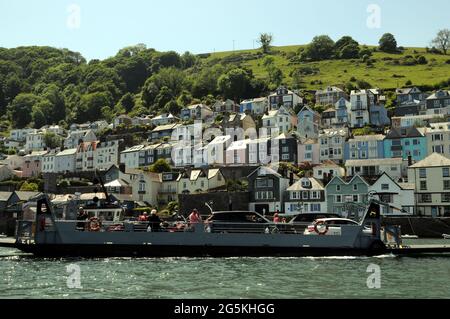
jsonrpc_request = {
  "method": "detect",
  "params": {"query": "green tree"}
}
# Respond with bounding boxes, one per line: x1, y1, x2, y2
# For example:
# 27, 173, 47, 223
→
258, 33, 273, 54
181, 51, 198, 69
9, 93, 41, 128
164, 99, 181, 115
117, 92, 135, 113
302, 35, 336, 61
20, 181, 39, 192
44, 132, 62, 149
149, 159, 171, 173
32, 106, 47, 128
218, 68, 252, 101
431, 29, 450, 55
77, 91, 112, 122
379, 33, 398, 53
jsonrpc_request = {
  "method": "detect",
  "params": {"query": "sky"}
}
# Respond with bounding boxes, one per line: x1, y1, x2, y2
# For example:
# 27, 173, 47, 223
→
0, 0, 449, 61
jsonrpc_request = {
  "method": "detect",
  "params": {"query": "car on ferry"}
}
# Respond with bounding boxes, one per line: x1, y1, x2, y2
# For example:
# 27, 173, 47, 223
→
288, 213, 342, 232
205, 211, 277, 234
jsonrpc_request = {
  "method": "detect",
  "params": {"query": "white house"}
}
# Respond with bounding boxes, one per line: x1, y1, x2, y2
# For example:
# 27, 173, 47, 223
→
95, 140, 121, 171
41, 150, 57, 173
262, 106, 293, 136
25, 131, 46, 151
319, 128, 349, 164
345, 158, 407, 180
64, 130, 97, 149
120, 145, 145, 169
55, 148, 77, 173
177, 169, 226, 194
284, 177, 326, 214
313, 160, 346, 181
240, 97, 268, 115
150, 113, 179, 126
368, 173, 415, 215
207, 135, 232, 166
10, 129, 36, 142
131, 171, 161, 206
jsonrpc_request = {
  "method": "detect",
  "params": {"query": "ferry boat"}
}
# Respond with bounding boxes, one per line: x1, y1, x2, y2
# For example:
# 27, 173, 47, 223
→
11, 174, 404, 258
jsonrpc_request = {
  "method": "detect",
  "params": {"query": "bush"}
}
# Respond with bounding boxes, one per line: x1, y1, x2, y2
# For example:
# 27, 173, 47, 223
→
405, 80, 413, 86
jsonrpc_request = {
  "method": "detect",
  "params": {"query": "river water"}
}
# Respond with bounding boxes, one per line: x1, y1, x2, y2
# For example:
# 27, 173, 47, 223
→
1, 239, 450, 299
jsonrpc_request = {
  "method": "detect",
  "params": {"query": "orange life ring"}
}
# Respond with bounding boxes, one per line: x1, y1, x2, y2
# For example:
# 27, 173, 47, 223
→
314, 221, 329, 236
89, 217, 101, 232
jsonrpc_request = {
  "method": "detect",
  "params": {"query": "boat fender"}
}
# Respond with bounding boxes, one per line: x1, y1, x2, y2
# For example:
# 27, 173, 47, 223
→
314, 221, 329, 236
89, 217, 101, 232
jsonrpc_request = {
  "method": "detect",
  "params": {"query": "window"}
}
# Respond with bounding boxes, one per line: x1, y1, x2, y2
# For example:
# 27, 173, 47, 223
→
311, 191, 319, 199
336, 185, 341, 191
311, 204, 321, 212
282, 154, 290, 160
282, 147, 289, 153
353, 195, 359, 202
420, 194, 432, 203
138, 181, 146, 192
444, 180, 450, 190
381, 184, 389, 190
443, 194, 450, 203
419, 169, 427, 179
256, 179, 273, 188
353, 184, 358, 191
336, 195, 342, 203
391, 166, 398, 172
443, 168, 450, 178
292, 192, 298, 200
420, 181, 427, 191
302, 192, 309, 199
433, 145, 444, 154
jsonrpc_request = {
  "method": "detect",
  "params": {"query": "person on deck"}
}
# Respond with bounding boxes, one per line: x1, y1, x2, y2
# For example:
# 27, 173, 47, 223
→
188, 209, 202, 224
148, 210, 162, 232
273, 213, 280, 223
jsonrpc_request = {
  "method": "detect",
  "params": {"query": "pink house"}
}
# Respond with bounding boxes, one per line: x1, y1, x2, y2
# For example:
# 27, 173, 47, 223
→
21, 151, 48, 178
298, 139, 320, 165
226, 139, 251, 166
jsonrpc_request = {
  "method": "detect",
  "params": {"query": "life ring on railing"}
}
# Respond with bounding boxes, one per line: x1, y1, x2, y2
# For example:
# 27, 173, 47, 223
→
314, 221, 329, 236
88, 217, 101, 232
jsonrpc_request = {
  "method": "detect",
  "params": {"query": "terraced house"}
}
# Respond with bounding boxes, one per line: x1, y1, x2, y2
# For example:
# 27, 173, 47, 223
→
319, 128, 349, 164
284, 177, 326, 214
384, 127, 427, 162
344, 135, 385, 161
424, 122, 450, 158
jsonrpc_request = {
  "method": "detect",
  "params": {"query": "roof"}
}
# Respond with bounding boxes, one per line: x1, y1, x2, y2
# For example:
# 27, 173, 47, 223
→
320, 128, 348, 138
410, 153, 450, 168
426, 90, 450, 100
122, 145, 145, 153
315, 160, 341, 168
79, 193, 107, 201
348, 134, 385, 142
56, 148, 77, 157
209, 135, 231, 145
316, 86, 344, 94
104, 179, 129, 187
248, 166, 283, 179
15, 191, 41, 201
385, 127, 425, 139
396, 87, 420, 95
227, 139, 251, 151
24, 151, 48, 158
323, 108, 336, 113
345, 158, 404, 167
0, 192, 13, 202
398, 183, 415, 190
287, 178, 324, 191
208, 169, 221, 179
152, 123, 179, 133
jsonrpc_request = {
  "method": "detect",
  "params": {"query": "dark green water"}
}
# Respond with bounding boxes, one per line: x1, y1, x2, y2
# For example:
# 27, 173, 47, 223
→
1, 240, 450, 299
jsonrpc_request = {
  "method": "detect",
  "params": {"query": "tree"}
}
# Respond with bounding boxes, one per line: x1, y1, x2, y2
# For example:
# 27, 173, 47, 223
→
164, 99, 181, 115
218, 68, 251, 101
44, 132, 62, 149
379, 33, 398, 53
267, 65, 283, 88
431, 29, 450, 55
181, 51, 198, 69
9, 93, 41, 128
32, 106, 47, 128
258, 33, 273, 54
156, 51, 182, 68
302, 35, 335, 61
149, 159, 171, 173
20, 181, 39, 192
117, 92, 135, 113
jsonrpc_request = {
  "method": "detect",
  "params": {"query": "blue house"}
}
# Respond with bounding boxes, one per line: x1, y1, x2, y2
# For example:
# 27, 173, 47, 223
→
344, 135, 385, 161
384, 127, 427, 162
297, 105, 321, 140
370, 104, 391, 127
335, 97, 351, 126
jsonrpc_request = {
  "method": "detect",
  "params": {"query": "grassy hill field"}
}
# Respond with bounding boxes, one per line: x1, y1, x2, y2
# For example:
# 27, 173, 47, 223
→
201, 45, 450, 90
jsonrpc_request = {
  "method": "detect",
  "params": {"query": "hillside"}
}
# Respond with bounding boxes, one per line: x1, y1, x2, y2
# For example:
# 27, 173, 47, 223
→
201, 45, 450, 90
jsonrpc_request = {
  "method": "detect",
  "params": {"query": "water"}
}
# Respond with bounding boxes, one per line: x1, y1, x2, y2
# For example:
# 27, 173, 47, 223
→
1, 239, 450, 299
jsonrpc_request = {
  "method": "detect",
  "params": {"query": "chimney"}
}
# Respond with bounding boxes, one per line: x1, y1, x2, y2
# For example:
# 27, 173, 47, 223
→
408, 155, 413, 167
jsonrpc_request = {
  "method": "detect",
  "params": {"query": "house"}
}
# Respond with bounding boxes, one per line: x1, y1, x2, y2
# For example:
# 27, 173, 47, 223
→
408, 153, 450, 217
325, 175, 371, 218
131, 116, 152, 126
344, 135, 385, 161
150, 113, 179, 127
149, 124, 180, 142
64, 130, 97, 149
393, 101, 423, 117
104, 178, 132, 195
319, 128, 349, 164
54, 148, 77, 173
345, 158, 407, 180
298, 139, 320, 165
268, 86, 303, 110
207, 135, 232, 165
120, 145, 145, 169
396, 87, 424, 105
313, 160, 346, 181
21, 151, 48, 177
154, 143, 175, 165
95, 140, 122, 171
247, 166, 290, 215
3, 139, 21, 151
158, 172, 180, 205
212, 99, 239, 115
335, 98, 351, 127
0, 164, 13, 182
321, 108, 336, 128
0, 191, 15, 235
226, 139, 251, 165
103, 165, 134, 184
89, 120, 109, 132
221, 113, 256, 135
76, 141, 100, 172
284, 177, 326, 214
247, 137, 272, 166
349, 89, 388, 128
131, 171, 161, 206
425, 90, 450, 113
368, 173, 415, 215
262, 106, 293, 136
139, 144, 161, 167
315, 86, 346, 106
113, 114, 133, 128
240, 97, 268, 115
275, 133, 298, 164
384, 127, 427, 162
9, 129, 36, 142
25, 131, 46, 151
177, 168, 226, 194
2, 155, 25, 170
391, 114, 445, 128
180, 104, 213, 121
370, 104, 390, 127
297, 105, 321, 140
41, 150, 58, 173
425, 122, 450, 158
